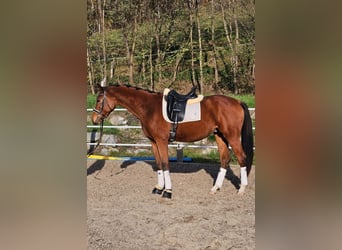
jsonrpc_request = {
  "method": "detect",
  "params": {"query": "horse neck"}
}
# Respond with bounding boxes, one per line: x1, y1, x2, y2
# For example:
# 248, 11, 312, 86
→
109, 86, 158, 120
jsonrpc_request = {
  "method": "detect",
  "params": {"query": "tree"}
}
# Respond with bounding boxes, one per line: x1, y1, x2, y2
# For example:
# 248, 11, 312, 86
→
87, 0, 255, 94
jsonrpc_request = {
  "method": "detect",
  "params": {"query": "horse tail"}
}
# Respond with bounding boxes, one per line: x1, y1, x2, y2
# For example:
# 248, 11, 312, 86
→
240, 102, 254, 176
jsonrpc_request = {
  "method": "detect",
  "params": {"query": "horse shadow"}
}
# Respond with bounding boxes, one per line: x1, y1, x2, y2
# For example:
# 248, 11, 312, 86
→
87, 159, 106, 176
117, 160, 241, 190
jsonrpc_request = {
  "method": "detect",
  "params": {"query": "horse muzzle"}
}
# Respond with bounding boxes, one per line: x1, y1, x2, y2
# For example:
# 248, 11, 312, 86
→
91, 110, 104, 125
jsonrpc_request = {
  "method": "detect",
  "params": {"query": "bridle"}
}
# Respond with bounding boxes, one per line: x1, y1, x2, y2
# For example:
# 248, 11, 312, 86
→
92, 91, 115, 121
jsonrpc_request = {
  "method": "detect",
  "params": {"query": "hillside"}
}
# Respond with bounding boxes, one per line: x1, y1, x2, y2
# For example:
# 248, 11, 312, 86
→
87, 0, 255, 95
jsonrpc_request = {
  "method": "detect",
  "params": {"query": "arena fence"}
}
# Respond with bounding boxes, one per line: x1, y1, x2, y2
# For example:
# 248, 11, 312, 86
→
87, 108, 255, 161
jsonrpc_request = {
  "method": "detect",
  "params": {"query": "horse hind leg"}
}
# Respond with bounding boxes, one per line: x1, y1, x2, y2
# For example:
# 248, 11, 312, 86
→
229, 138, 248, 195
210, 133, 231, 194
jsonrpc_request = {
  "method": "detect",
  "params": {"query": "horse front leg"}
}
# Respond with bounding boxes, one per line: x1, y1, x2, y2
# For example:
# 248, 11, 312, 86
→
151, 141, 172, 199
151, 142, 164, 195
159, 141, 172, 199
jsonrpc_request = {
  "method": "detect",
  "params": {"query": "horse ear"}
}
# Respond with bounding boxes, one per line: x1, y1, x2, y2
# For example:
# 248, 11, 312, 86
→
96, 84, 104, 93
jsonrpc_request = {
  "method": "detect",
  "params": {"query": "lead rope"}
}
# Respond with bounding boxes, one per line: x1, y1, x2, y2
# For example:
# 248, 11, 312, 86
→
87, 118, 104, 157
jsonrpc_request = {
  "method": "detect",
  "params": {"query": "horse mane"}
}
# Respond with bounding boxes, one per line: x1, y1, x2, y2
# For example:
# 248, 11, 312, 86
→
109, 83, 162, 95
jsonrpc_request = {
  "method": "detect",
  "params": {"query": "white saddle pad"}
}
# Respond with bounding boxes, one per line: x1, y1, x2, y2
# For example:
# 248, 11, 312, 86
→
162, 88, 203, 123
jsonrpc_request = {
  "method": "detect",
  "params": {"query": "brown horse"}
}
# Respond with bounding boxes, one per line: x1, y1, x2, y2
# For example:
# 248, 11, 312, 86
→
91, 84, 254, 199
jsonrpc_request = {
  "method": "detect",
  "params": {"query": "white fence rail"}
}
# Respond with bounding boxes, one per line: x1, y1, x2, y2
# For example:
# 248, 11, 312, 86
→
86, 108, 255, 151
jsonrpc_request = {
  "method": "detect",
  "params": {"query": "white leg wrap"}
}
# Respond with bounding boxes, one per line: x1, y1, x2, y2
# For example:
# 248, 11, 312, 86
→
240, 167, 248, 186
163, 170, 172, 190
157, 170, 164, 189
214, 168, 227, 188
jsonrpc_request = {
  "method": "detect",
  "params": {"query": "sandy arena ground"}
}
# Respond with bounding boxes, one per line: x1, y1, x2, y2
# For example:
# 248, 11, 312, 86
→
87, 160, 255, 250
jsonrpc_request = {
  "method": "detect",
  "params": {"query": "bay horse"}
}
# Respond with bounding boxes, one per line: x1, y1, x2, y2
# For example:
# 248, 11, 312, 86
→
91, 84, 254, 199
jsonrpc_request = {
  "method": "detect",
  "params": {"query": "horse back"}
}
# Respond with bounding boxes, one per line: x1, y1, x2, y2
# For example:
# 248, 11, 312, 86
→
201, 95, 244, 119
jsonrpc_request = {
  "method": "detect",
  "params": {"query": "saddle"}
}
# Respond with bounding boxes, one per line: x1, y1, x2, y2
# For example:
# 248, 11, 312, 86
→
166, 86, 198, 123
164, 87, 199, 142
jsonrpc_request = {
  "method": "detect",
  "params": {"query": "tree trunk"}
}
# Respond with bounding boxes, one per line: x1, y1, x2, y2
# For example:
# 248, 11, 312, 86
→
154, 4, 162, 85
189, 8, 197, 87
98, 0, 107, 86
211, 0, 219, 90
171, 48, 186, 84
232, 0, 240, 94
130, 17, 137, 85
110, 57, 115, 80
149, 37, 154, 90
155, 32, 162, 84
87, 47, 95, 94
141, 52, 146, 83
195, 6, 204, 94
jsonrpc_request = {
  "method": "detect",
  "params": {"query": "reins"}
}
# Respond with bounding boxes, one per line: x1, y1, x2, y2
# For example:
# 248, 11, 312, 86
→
87, 91, 110, 157
87, 118, 104, 157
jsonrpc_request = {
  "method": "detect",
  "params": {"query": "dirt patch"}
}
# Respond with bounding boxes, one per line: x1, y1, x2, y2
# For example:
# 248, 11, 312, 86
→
87, 160, 255, 249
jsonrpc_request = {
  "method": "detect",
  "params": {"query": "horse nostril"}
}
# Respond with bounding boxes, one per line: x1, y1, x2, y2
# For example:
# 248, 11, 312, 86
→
93, 118, 99, 125
91, 116, 99, 125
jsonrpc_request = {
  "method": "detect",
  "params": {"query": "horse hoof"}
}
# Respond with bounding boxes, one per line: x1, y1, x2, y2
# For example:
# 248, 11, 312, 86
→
152, 187, 164, 195
162, 190, 172, 199
209, 185, 220, 194
209, 190, 216, 195
237, 185, 246, 195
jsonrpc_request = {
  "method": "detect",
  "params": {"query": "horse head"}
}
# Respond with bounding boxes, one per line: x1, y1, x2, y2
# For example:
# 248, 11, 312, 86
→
91, 84, 116, 124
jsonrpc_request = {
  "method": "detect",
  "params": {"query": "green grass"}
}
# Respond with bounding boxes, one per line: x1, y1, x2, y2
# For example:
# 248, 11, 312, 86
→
87, 94, 97, 109
230, 94, 255, 108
